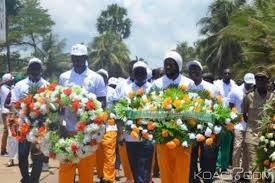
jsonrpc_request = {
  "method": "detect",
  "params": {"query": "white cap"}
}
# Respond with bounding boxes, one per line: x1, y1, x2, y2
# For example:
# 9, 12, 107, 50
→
244, 73, 255, 84
28, 57, 42, 67
164, 51, 183, 71
71, 44, 88, 56
133, 61, 147, 70
186, 60, 203, 71
108, 77, 118, 86
2, 73, 14, 82
97, 69, 109, 78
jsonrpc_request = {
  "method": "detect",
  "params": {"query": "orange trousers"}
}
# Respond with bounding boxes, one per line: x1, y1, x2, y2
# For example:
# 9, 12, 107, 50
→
119, 143, 133, 181
157, 144, 191, 183
96, 131, 117, 182
59, 153, 96, 183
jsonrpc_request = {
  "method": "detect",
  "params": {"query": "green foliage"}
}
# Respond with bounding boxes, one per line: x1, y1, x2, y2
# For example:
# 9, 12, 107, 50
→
96, 4, 132, 39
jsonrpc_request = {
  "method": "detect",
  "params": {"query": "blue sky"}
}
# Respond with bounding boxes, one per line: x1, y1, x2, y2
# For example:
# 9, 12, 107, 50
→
40, 0, 212, 69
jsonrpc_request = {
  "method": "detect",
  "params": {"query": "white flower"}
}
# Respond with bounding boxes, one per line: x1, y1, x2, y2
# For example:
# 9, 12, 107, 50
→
77, 108, 84, 115
265, 139, 269, 144
197, 124, 203, 130
21, 103, 27, 109
87, 93, 97, 100
260, 136, 266, 142
225, 118, 231, 124
270, 141, 275, 147
176, 119, 183, 126
110, 113, 116, 119
207, 123, 214, 128
148, 134, 153, 141
182, 141, 188, 147
141, 120, 148, 125
166, 104, 172, 110
180, 124, 188, 131
270, 152, 275, 161
230, 112, 238, 120
81, 98, 88, 104
142, 129, 148, 134
83, 136, 92, 144
205, 99, 212, 107
264, 148, 268, 152
40, 104, 48, 115
131, 124, 137, 129
189, 133, 196, 140
214, 126, 222, 134
267, 133, 274, 139
126, 120, 133, 126
204, 128, 212, 137
188, 93, 198, 99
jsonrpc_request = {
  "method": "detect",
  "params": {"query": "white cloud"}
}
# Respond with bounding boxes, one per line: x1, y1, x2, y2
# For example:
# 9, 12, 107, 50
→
40, 0, 212, 69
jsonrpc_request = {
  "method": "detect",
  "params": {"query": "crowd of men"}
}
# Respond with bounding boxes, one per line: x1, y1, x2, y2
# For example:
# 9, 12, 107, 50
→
0, 43, 274, 183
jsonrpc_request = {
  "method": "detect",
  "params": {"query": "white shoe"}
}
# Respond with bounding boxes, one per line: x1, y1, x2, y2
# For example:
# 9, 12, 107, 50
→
42, 163, 49, 171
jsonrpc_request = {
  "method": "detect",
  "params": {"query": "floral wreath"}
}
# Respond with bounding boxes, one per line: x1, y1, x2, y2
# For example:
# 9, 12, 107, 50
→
114, 85, 239, 149
11, 83, 108, 163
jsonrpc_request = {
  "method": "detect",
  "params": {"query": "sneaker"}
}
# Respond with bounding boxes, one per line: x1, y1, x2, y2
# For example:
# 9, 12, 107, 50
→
42, 163, 49, 171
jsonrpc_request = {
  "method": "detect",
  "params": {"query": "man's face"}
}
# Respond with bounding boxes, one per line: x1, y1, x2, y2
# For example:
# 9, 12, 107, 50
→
255, 75, 269, 89
71, 55, 87, 71
244, 83, 254, 91
164, 58, 179, 77
134, 67, 147, 85
188, 65, 202, 82
223, 69, 232, 82
28, 63, 42, 82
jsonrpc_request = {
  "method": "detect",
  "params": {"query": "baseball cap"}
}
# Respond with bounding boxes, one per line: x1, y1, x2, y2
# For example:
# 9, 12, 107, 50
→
71, 44, 88, 56
243, 73, 255, 84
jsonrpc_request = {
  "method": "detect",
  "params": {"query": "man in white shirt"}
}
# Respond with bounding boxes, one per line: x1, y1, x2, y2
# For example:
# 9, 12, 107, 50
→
122, 61, 154, 183
58, 44, 106, 183
11, 58, 48, 183
0, 73, 14, 156
187, 60, 219, 183
214, 69, 237, 173
152, 50, 193, 89
153, 50, 192, 183
96, 69, 118, 182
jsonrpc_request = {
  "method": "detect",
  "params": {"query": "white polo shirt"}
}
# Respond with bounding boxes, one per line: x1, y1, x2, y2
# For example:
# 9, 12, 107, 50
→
188, 80, 216, 95
121, 81, 152, 142
59, 68, 106, 132
0, 84, 11, 113
152, 74, 193, 90
11, 77, 48, 103
214, 79, 237, 106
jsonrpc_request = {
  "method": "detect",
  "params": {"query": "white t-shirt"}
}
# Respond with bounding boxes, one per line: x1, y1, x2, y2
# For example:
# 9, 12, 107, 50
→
59, 68, 106, 132
121, 81, 152, 142
11, 77, 48, 103
188, 80, 216, 95
214, 79, 237, 106
152, 74, 193, 90
0, 85, 11, 113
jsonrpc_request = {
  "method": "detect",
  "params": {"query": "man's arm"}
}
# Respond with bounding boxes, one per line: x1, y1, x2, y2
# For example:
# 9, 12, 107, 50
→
241, 94, 249, 122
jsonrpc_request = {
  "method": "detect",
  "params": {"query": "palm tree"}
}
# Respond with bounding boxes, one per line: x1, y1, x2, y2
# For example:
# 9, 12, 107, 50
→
89, 31, 130, 77
96, 4, 132, 39
197, 0, 246, 77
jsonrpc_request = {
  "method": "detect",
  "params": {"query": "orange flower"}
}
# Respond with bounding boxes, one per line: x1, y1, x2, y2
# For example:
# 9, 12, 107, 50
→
130, 131, 139, 139
205, 138, 214, 146
107, 118, 115, 125
136, 88, 144, 96
143, 132, 149, 140
94, 116, 105, 125
100, 112, 109, 122
196, 134, 206, 142
216, 95, 223, 104
76, 121, 87, 132
63, 88, 72, 96
172, 138, 180, 146
210, 134, 216, 140
182, 95, 191, 103
38, 86, 46, 93
195, 98, 203, 104
48, 83, 57, 91
194, 106, 201, 113
166, 141, 177, 149
23, 95, 33, 105
187, 119, 197, 127
90, 139, 97, 146
161, 130, 169, 138
172, 99, 182, 109
179, 85, 188, 91
20, 123, 30, 135
15, 101, 21, 109
133, 128, 140, 134
71, 100, 80, 112
263, 160, 271, 168
226, 123, 234, 131
38, 126, 47, 136
147, 121, 156, 130
162, 97, 172, 108
86, 100, 96, 110
71, 144, 79, 152
128, 90, 134, 99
